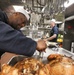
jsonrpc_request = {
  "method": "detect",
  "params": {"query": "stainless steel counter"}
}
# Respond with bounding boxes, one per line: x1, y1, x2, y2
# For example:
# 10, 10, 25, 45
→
1, 47, 74, 67
7, 47, 74, 66
34, 47, 74, 59
33, 38, 74, 59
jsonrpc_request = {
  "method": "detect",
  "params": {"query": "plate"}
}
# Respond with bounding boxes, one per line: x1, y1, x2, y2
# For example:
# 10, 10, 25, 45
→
46, 41, 57, 46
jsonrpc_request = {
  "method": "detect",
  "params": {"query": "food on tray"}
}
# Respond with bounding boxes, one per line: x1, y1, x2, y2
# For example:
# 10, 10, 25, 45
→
0, 54, 74, 75
50, 62, 74, 75
1, 64, 19, 75
14, 58, 44, 74
47, 54, 63, 62
1, 63, 51, 75
47, 54, 74, 63
36, 64, 51, 75
0, 58, 45, 75
47, 54, 74, 75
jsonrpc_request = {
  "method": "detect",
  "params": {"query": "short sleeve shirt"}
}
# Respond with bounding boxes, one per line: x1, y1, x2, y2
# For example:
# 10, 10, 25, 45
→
50, 26, 59, 42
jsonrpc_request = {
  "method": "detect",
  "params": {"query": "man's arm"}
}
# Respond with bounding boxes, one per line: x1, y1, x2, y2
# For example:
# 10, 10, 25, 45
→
0, 21, 37, 56
44, 26, 58, 41
47, 34, 57, 41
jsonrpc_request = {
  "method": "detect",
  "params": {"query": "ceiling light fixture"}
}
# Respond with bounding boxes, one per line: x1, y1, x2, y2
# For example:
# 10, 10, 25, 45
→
22, 0, 26, 3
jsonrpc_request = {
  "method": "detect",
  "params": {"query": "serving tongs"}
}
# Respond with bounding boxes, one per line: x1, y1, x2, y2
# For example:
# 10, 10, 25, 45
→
38, 51, 44, 62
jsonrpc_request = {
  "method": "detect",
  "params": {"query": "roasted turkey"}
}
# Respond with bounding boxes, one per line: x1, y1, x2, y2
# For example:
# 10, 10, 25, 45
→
14, 58, 44, 75
47, 54, 74, 75
0, 64, 20, 75
0, 57, 51, 75
36, 64, 51, 75
0, 54, 74, 75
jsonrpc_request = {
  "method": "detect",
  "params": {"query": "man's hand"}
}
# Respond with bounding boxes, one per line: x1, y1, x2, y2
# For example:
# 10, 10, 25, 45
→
36, 39, 47, 52
43, 38, 48, 42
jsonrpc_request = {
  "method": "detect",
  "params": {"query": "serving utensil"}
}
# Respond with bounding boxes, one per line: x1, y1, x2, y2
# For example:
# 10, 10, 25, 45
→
38, 51, 44, 62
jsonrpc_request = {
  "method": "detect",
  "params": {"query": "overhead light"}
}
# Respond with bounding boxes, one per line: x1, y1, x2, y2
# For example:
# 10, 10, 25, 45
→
41, 4, 47, 13
22, 0, 26, 3
13, 5, 24, 11
64, 0, 74, 8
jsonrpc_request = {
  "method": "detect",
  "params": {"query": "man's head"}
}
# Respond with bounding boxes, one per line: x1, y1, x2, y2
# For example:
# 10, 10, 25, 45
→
50, 19, 56, 28
8, 8, 30, 29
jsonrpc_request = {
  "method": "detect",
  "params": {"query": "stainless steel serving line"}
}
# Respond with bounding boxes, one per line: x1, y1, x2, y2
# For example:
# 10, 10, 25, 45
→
34, 47, 74, 60
1, 39, 74, 67
6, 47, 74, 66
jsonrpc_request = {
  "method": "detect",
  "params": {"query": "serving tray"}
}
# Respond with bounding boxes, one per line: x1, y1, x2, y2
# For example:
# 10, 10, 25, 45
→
7, 55, 48, 66
8, 48, 74, 66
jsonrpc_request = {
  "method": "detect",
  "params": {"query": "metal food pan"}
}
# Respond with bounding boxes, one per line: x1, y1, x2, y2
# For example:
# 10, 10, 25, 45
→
44, 48, 74, 59
8, 55, 48, 66
8, 48, 74, 66
7, 55, 28, 66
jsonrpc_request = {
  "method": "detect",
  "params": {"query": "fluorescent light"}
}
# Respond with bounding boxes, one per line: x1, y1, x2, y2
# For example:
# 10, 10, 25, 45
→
22, 0, 26, 3
13, 5, 24, 11
64, 0, 74, 8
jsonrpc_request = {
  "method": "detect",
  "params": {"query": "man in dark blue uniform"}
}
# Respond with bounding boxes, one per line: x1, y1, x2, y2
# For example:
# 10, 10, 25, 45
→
0, 8, 47, 57
44, 19, 59, 42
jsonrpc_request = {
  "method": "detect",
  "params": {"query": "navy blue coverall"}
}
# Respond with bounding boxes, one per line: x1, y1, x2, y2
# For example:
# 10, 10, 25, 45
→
0, 9, 37, 57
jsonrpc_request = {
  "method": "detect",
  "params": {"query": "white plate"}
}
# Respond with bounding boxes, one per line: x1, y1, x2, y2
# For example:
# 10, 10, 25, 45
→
46, 41, 57, 46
